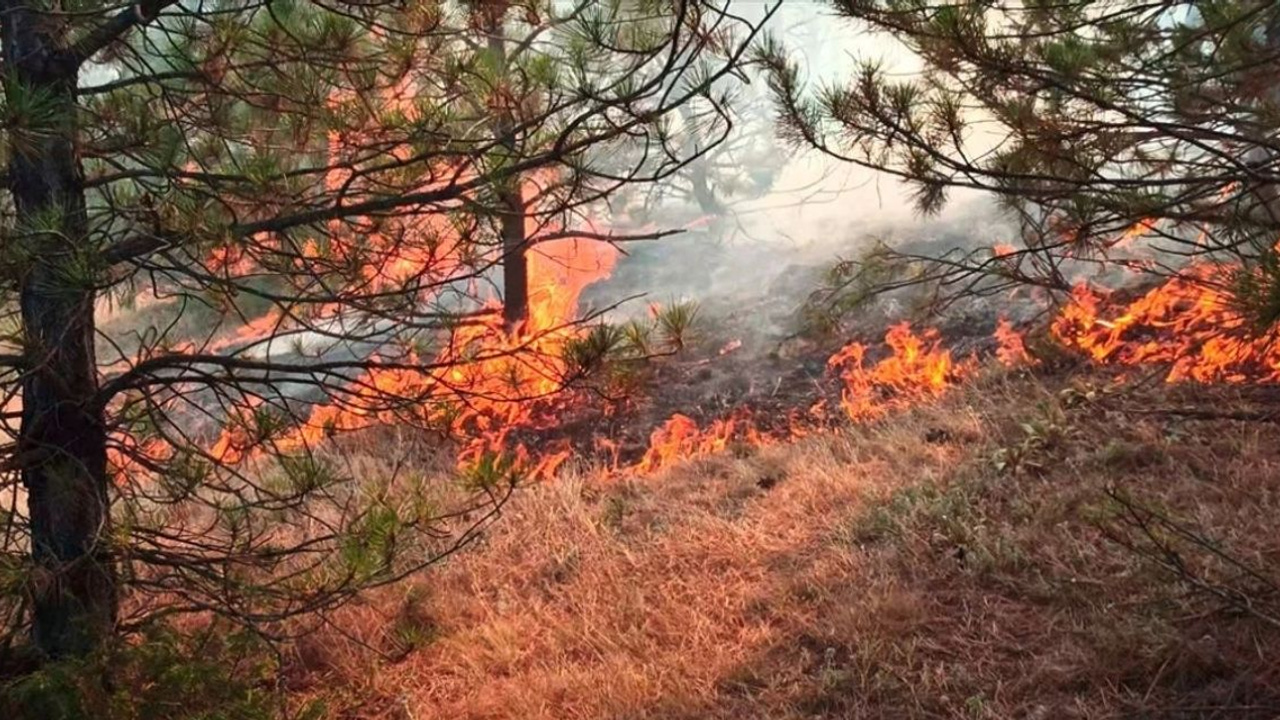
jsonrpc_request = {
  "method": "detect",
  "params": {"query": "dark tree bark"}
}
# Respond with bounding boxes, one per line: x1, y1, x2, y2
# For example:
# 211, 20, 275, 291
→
2, 4, 117, 658
482, 6, 530, 331
688, 161, 727, 216
679, 105, 727, 217
499, 184, 529, 330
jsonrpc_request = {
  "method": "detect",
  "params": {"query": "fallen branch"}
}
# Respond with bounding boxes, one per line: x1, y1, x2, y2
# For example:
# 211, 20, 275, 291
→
1100, 487, 1280, 630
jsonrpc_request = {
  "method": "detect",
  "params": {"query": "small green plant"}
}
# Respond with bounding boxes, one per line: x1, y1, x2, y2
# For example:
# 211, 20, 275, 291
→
849, 483, 977, 546
964, 692, 989, 719
341, 502, 402, 580
990, 430, 1049, 476
273, 452, 343, 496
601, 357, 650, 396
862, 478, 1030, 576
459, 450, 526, 492
602, 495, 629, 530
990, 402, 1078, 477
621, 318, 657, 357
388, 587, 437, 659
654, 299, 700, 352
1230, 244, 1280, 331
2, 624, 291, 720
798, 242, 917, 336
562, 323, 627, 379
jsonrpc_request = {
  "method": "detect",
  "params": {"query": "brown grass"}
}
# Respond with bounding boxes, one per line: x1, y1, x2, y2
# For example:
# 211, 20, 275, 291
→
288, 368, 1280, 719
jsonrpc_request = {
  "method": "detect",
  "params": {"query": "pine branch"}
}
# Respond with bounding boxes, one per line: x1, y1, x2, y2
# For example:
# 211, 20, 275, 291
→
63, 0, 182, 66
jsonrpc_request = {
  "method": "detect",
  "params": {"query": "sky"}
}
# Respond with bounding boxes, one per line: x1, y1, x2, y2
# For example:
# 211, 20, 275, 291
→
720, 0, 999, 251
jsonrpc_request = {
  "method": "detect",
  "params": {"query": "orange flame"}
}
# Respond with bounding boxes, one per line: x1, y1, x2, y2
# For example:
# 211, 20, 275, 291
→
1051, 263, 1280, 383
191, 91, 1278, 487
827, 323, 960, 421
634, 410, 770, 474
1111, 218, 1157, 250
638, 414, 725, 472
436, 231, 619, 473
994, 317, 1036, 368
210, 197, 619, 480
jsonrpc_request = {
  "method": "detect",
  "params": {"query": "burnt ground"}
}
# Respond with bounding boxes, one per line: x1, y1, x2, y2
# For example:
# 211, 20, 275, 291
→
501, 277, 1044, 470
502, 235, 1195, 470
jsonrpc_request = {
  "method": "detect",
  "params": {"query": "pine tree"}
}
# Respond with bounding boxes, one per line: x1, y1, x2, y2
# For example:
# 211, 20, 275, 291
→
762, 1, 1280, 314
0, 0, 773, 660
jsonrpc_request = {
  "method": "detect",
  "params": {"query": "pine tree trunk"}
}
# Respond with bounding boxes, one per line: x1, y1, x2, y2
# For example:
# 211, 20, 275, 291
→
689, 161, 726, 216
3, 7, 117, 658
484, 12, 530, 331
679, 105, 725, 216
500, 184, 529, 330
1260, 9, 1280, 226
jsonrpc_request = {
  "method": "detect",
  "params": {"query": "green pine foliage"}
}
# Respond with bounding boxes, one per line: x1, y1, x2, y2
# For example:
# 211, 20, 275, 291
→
761, 1, 1280, 319
0, 0, 775, 666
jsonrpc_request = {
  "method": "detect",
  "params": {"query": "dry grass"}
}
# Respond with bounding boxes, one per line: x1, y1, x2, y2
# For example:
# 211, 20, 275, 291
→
288, 368, 1280, 719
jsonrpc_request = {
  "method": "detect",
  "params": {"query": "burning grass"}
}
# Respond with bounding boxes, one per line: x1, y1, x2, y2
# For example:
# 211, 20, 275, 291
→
1052, 262, 1280, 383
283, 369, 1280, 719
192, 249, 1280, 508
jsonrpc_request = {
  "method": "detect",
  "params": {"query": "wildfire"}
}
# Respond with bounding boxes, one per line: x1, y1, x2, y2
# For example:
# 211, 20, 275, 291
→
1110, 217, 1157, 250
994, 317, 1036, 368
212, 229, 620, 476
163, 96, 1280, 489
202, 80, 622, 478
637, 413, 741, 473
434, 232, 619, 470
623, 323, 1006, 475
1052, 263, 1280, 383
196, 248, 1280, 486
826, 323, 961, 421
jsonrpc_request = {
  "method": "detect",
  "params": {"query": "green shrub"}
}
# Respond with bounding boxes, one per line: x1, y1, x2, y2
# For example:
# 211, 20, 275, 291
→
2, 624, 303, 720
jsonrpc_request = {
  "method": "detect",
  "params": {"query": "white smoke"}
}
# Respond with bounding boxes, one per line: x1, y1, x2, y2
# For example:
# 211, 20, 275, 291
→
587, 1, 1008, 333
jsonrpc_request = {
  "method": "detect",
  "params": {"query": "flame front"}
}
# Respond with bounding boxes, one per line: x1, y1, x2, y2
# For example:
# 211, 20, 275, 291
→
195, 185, 1280, 485
827, 323, 960, 421
1051, 263, 1280, 383
994, 317, 1036, 368
212, 228, 620, 473
446, 233, 619, 471
638, 414, 741, 473
204, 75, 622, 473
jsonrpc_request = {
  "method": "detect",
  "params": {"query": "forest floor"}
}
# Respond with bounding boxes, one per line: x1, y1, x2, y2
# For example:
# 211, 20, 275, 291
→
288, 364, 1280, 719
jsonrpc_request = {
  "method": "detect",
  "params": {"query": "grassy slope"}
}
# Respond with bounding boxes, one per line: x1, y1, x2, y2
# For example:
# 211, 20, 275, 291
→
295, 367, 1280, 719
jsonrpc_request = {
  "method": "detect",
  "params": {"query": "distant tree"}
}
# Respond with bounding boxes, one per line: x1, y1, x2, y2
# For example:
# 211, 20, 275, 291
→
615, 35, 796, 225
761, 1, 1280, 316
0, 0, 774, 661
666, 84, 790, 217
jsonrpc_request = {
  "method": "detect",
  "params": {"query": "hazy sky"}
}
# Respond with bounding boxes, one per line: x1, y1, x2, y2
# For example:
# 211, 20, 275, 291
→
725, 1, 998, 252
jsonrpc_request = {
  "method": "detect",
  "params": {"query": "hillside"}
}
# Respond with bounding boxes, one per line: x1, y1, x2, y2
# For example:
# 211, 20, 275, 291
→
288, 367, 1280, 719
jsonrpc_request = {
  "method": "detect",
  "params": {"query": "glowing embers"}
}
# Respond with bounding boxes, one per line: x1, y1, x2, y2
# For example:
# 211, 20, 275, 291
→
1051, 263, 1280, 384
